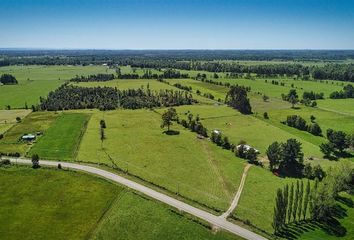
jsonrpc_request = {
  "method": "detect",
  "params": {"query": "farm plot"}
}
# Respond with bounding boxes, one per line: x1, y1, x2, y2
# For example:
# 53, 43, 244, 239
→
29, 113, 90, 160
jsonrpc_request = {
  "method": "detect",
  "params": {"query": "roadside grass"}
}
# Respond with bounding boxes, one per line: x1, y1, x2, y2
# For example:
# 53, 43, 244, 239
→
93, 191, 243, 240
28, 113, 90, 160
0, 65, 115, 109
0, 109, 31, 134
77, 109, 245, 211
0, 166, 121, 240
0, 112, 59, 154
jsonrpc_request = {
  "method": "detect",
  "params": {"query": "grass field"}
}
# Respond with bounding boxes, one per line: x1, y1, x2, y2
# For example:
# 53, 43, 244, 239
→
93, 191, 242, 240
0, 109, 31, 134
0, 166, 120, 240
0, 112, 59, 154
0, 166, 242, 240
29, 113, 90, 160
77, 109, 245, 210
0, 65, 115, 109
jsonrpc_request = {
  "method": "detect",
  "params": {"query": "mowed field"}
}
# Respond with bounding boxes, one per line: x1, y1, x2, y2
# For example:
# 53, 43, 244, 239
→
0, 65, 115, 109
77, 109, 245, 211
29, 113, 90, 160
0, 166, 241, 240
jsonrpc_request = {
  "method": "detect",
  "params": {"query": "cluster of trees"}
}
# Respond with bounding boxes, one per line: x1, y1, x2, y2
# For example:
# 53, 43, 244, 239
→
281, 89, 299, 108
179, 113, 208, 137
173, 83, 192, 91
267, 79, 285, 86
320, 129, 354, 159
210, 131, 259, 163
312, 64, 354, 82
274, 162, 353, 234
117, 68, 189, 79
283, 115, 322, 136
225, 86, 252, 114
39, 85, 197, 111
302, 91, 324, 100
70, 74, 115, 82
266, 139, 304, 177
0, 74, 18, 85
273, 180, 311, 234
329, 84, 354, 99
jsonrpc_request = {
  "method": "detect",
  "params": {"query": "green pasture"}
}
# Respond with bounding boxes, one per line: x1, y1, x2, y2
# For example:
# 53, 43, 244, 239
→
77, 109, 245, 210
93, 191, 242, 240
0, 166, 120, 240
0, 65, 115, 109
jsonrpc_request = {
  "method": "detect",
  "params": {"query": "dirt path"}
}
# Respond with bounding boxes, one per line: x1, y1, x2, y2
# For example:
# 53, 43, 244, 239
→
220, 164, 252, 219
7, 157, 266, 240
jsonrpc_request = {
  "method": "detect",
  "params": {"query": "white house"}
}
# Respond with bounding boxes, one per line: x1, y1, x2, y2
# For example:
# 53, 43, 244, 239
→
236, 144, 259, 153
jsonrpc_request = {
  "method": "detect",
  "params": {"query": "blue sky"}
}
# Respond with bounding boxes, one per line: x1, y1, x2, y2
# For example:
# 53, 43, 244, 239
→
0, 0, 353, 49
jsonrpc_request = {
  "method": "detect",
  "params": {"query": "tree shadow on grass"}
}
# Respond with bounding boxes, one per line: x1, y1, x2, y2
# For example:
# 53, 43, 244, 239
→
277, 197, 351, 239
162, 130, 180, 135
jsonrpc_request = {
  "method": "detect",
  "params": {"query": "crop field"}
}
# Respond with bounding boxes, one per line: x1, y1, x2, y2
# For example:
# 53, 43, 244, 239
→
77, 109, 245, 210
0, 112, 59, 154
0, 65, 115, 109
29, 113, 90, 160
0, 166, 120, 240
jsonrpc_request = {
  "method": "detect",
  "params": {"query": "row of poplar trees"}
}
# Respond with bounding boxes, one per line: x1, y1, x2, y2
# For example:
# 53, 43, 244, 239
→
272, 180, 312, 234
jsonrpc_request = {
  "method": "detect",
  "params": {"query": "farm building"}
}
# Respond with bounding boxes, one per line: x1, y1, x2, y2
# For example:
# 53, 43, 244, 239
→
236, 144, 259, 153
21, 134, 36, 141
212, 129, 221, 135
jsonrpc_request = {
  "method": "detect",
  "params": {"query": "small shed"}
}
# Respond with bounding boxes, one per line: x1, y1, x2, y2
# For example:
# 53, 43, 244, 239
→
22, 134, 36, 141
212, 129, 221, 135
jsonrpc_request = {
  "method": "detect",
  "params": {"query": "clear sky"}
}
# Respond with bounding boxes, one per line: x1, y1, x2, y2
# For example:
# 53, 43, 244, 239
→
0, 0, 353, 49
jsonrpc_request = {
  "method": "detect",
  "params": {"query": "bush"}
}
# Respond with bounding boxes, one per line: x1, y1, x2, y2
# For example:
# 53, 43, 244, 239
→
31, 154, 40, 169
0, 159, 11, 167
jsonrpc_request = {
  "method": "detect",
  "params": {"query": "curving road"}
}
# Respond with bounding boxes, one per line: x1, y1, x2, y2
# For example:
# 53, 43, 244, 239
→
7, 158, 267, 240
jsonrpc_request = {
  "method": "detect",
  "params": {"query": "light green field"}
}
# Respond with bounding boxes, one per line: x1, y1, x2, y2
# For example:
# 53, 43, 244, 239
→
0, 112, 58, 154
0, 109, 31, 134
77, 109, 245, 211
29, 113, 90, 160
0, 65, 115, 109
0, 166, 120, 240
317, 98, 354, 116
93, 191, 242, 240
172, 105, 323, 159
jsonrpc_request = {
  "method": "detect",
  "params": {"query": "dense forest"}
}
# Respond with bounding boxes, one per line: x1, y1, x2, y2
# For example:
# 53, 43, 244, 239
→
39, 85, 196, 111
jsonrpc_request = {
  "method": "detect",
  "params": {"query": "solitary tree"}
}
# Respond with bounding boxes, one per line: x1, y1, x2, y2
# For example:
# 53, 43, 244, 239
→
161, 108, 178, 132
266, 141, 281, 171
31, 154, 40, 169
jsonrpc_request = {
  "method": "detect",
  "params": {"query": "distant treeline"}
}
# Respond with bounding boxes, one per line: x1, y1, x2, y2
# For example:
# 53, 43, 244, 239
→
39, 85, 196, 111
329, 84, 354, 99
117, 68, 189, 79
70, 73, 115, 82
1, 49, 354, 61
